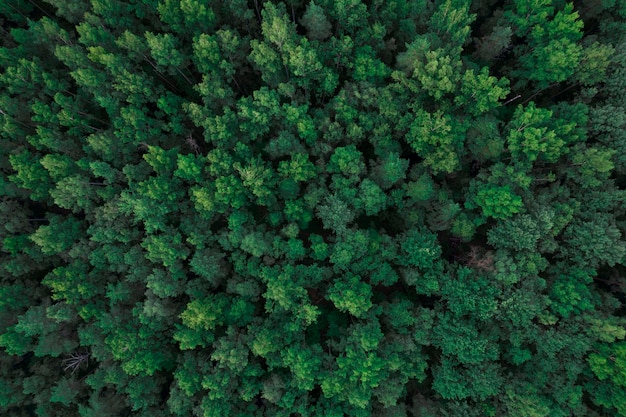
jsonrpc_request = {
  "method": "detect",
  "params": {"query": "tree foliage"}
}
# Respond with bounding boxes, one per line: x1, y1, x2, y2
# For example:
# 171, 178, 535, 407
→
1, 1, 625, 416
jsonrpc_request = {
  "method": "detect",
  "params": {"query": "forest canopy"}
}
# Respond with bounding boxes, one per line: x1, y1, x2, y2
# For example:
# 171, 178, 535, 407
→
1, 0, 626, 416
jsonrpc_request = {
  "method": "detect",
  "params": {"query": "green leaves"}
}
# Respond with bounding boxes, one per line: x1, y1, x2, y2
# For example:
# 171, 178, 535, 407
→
250, 2, 337, 95
548, 267, 595, 318
282, 345, 322, 390
399, 42, 462, 100
506, 103, 563, 163
456, 67, 510, 116
328, 145, 366, 177
588, 341, 626, 416
301, 2, 333, 41
43, 262, 99, 305
503, 2, 584, 87
174, 153, 204, 182
468, 183, 523, 220
327, 275, 373, 318
399, 228, 441, 269
234, 157, 276, 205
488, 214, 541, 251
442, 267, 499, 321
143, 146, 178, 174
358, 179, 387, 215
180, 295, 228, 331
105, 322, 171, 376
407, 110, 466, 174
520, 37, 582, 86
569, 145, 616, 188
316, 194, 355, 235
158, 0, 216, 37
504, 0, 554, 36
145, 32, 185, 68
428, 0, 475, 52
433, 313, 499, 365
561, 215, 626, 268
30, 215, 83, 255
1, 1, 625, 416
8, 150, 53, 200
432, 358, 502, 401
278, 153, 317, 182
142, 231, 190, 268
474, 25, 513, 62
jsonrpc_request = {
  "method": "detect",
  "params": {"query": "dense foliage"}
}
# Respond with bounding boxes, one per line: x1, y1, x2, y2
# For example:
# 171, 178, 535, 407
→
1, 0, 626, 416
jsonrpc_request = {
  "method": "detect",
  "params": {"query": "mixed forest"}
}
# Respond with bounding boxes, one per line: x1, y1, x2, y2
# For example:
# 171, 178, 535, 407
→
1, 0, 626, 416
